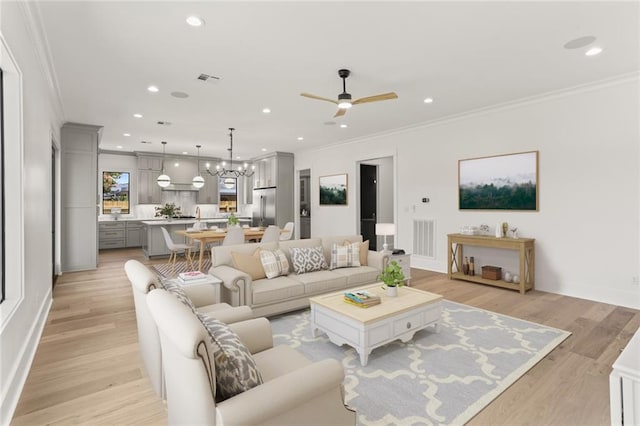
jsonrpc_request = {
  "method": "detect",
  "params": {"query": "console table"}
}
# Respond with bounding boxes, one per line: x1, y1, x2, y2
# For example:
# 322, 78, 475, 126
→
447, 233, 535, 294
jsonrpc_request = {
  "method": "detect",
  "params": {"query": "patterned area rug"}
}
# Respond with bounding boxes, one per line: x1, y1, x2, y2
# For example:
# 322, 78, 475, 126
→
270, 300, 570, 425
152, 259, 212, 278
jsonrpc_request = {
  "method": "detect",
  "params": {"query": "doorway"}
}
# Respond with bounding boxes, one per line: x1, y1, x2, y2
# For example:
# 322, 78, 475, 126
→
360, 164, 377, 250
299, 169, 311, 239
51, 143, 58, 288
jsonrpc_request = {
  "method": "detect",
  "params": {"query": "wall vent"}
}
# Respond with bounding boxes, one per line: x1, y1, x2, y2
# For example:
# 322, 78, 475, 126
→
197, 73, 220, 82
413, 218, 436, 259
157, 121, 172, 126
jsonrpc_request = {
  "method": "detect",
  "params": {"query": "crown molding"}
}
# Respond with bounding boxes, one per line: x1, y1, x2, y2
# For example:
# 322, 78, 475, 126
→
17, 1, 65, 125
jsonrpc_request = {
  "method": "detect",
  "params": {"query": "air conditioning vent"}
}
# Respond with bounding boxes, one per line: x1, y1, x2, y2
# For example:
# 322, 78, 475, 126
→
157, 121, 172, 126
197, 73, 220, 82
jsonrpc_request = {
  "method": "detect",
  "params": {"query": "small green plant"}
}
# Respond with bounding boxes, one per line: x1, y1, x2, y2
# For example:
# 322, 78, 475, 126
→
155, 203, 181, 218
379, 260, 405, 287
227, 212, 239, 226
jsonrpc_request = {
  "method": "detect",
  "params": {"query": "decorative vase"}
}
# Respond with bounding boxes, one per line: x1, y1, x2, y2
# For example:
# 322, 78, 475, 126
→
504, 272, 513, 282
495, 222, 503, 238
385, 285, 398, 297
512, 274, 520, 284
502, 222, 509, 237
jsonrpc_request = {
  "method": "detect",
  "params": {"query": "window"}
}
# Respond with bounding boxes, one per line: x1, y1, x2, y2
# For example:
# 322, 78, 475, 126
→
102, 171, 130, 214
219, 177, 237, 212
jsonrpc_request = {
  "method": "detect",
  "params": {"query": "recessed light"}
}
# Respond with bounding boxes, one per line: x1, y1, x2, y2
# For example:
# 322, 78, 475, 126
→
123, 133, 131, 137
297, 137, 304, 141
585, 47, 603, 56
236, 156, 241, 160
424, 97, 434, 104
147, 85, 159, 93
133, 113, 143, 118
340, 124, 348, 128
261, 148, 267, 152
186, 16, 204, 27
116, 145, 123, 149
262, 108, 271, 114
174, 162, 180, 167
182, 151, 188, 155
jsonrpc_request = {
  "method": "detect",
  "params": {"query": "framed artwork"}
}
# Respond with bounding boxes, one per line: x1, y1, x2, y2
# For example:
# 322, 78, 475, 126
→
102, 171, 130, 214
458, 151, 538, 211
319, 173, 348, 205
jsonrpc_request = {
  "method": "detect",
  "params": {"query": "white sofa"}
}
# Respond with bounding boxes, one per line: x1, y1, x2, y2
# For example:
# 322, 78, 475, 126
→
209, 235, 389, 317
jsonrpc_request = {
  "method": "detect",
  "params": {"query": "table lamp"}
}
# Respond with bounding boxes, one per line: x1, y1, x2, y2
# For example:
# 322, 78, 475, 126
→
375, 223, 395, 252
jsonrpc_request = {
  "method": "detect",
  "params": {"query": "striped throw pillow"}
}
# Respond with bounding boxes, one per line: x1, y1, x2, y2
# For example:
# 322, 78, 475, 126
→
330, 242, 361, 270
259, 249, 290, 279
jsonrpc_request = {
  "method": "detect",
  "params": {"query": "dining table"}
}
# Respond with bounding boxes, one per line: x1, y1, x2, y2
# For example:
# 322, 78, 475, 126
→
174, 227, 266, 271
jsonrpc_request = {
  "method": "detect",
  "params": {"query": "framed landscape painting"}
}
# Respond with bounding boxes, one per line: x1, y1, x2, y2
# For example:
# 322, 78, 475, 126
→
459, 151, 538, 211
319, 173, 348, 205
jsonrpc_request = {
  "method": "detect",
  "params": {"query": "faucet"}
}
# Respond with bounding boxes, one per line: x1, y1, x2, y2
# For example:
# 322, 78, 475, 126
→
195, 206, 201, 220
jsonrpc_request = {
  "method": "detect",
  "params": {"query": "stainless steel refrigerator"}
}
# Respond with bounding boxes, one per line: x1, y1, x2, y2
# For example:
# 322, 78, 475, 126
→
252, 187, 277, 227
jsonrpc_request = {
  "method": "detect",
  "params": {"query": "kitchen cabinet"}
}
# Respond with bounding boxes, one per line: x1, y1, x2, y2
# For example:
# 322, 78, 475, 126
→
253, 155, 278, 188
137, 155, 163, 171
238, 174, 253, 205
138, 170, 162, 204
61, 123, 101, 272
142, 223, 189, 258
197, 160, 219, 204
99, 222, 126, 249
300, 217, 311, 239
126, 221, 144, 247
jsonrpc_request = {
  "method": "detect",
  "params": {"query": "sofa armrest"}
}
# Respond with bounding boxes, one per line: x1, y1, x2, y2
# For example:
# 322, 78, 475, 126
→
367, 250, 390, 271
216, 359, 352, 425
209, 265, 251, 306
228, 317, 274, 354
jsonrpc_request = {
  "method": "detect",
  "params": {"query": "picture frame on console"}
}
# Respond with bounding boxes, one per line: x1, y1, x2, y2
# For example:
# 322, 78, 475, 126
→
458, 151, 539, 211
319, 173, 348, 205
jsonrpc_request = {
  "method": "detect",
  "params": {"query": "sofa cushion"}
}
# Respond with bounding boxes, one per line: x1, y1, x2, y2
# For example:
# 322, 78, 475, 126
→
330, 242, 361, 270
290, 270, 348, 294
321, 235, 364, 265
212, 241, 279, 267
345, 239, 369, 266
291, 246, 328, 274
231, 248, 266, 281
197, 313, 263, 401
161, 279, 196, 312
259, 248, 290, 279
331, 265, 381, 286
251, 276, 305, 305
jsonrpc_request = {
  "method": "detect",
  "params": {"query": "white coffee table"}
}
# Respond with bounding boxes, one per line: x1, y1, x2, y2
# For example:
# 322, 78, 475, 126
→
309, 283, 442, 366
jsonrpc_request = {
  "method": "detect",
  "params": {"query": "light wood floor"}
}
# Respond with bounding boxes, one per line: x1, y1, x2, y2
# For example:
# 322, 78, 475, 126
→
12, 248, 640, 425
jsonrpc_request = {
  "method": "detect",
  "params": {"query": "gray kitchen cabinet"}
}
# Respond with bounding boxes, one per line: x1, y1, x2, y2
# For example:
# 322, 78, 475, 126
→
138, 170, 162, 204
300, 217, 311, 239
143, 223, 189, 258
197, 160, 219, 204
137, 155, 163, 171
253, 152, 293, 190
99, 222, 126, 249
126, 221, 144, 247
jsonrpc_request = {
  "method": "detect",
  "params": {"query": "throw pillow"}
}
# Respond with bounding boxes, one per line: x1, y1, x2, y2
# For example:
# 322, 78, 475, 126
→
330, 242, 361, 270
291, 246, 328, 274
197, 312, 263, 401
231, 249, 266, 281
344, 239, 369, 266
259, 249, 290, 279
162, 279, 196, 312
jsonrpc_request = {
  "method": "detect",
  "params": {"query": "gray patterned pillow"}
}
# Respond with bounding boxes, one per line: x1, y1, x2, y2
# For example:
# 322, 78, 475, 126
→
197, 313, 263, 401
161, 279, 195, 312
291, 246, 328, 274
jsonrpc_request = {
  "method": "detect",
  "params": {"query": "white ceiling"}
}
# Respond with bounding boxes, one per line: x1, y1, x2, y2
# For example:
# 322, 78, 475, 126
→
35, 1, 639, 161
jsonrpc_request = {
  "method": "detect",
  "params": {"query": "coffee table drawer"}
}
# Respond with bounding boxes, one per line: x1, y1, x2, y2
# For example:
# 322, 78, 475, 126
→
393, 311, 424, 335
423, 303, 442, 324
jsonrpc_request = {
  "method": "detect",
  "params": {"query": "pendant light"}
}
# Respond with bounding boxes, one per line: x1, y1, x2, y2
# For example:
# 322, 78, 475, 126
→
192, 144, 205, 189
205, 128, 255, 178
157, 141, 171, 188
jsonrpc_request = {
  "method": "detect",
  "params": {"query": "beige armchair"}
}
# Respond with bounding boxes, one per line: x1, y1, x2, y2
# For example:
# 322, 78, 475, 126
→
124, 260, 253, 399
146, 288, 356, 425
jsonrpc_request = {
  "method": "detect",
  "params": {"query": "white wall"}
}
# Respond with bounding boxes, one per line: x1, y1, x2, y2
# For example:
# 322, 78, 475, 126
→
296, 77, 640, 309
0, 2, 63, 423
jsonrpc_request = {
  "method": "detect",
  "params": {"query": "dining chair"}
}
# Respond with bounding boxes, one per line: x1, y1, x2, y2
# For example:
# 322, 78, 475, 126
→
260, 225, 281, 243
280, 221, 294, 241
161, 227, 195, 272
222, 225, 245, 246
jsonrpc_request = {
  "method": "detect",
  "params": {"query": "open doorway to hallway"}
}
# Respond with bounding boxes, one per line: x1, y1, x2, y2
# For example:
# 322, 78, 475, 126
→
358, 157, 394, 251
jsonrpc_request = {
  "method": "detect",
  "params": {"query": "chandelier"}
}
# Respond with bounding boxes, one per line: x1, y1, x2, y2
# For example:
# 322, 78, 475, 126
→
205, 128, 255, 180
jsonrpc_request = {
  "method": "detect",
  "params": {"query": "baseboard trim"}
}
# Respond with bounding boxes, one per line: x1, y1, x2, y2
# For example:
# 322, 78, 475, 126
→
0, 288, 52, 425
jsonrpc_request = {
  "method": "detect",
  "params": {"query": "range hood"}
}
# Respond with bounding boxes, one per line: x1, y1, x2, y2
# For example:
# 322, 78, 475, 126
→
161, 183, 200, 192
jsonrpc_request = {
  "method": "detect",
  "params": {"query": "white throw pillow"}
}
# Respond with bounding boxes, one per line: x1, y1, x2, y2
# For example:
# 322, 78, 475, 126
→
259, 248, 290, 279
330, 242, 361, 270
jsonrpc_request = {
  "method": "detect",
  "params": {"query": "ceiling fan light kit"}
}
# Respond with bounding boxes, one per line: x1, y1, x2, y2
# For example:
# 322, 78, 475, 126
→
301, 68, 398, 117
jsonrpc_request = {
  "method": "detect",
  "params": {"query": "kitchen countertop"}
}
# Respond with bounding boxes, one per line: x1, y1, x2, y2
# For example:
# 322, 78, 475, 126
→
140, 217, 251, 225
99, 216, 251, 223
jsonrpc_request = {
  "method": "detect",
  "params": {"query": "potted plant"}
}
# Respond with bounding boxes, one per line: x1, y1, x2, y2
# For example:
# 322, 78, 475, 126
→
227, 212, 239, 227
379, 260, 405, 297
155, 203, 181, 220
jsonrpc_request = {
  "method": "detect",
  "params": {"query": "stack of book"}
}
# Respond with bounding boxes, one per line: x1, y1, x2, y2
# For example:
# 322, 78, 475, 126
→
344, 290, 381, 308
178, 270, 210, 284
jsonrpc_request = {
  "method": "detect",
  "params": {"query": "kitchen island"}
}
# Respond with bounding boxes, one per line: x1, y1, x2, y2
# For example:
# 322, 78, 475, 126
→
140, 217, 251, 258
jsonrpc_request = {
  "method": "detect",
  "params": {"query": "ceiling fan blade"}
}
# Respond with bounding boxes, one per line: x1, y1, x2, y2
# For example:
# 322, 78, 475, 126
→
352, 92, 398, 105
334, 108, 347, 118
300, 93, 338, 105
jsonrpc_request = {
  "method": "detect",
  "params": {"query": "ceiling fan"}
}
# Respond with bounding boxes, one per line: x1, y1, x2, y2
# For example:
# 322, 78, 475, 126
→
301, 69, 398, 117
